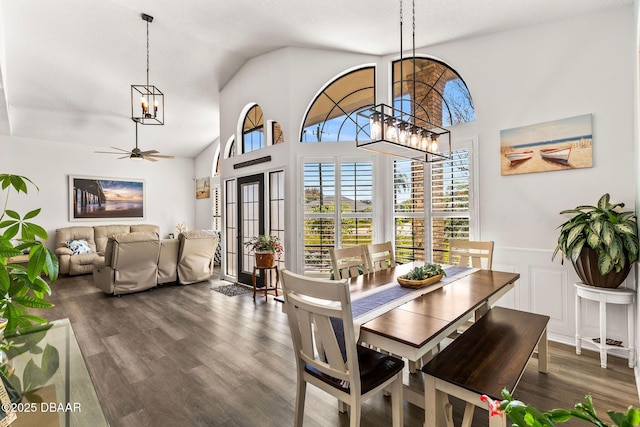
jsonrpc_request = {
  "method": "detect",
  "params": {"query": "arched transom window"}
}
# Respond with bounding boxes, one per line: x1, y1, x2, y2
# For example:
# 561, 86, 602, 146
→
301, 67, 375, 142
392, 58, 474, 127
243, 105, 264, 153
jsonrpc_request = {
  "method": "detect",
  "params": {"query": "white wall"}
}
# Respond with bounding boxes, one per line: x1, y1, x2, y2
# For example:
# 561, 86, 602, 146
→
194, 139, 218, 230
211, 6, 637, 350
0, 134, 195, 245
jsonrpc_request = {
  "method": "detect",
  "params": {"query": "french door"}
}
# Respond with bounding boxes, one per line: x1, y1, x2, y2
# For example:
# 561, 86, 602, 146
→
237, 174, 265, 286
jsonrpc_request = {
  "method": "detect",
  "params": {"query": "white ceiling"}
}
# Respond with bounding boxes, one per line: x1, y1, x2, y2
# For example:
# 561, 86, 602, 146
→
0, 0, 631, 158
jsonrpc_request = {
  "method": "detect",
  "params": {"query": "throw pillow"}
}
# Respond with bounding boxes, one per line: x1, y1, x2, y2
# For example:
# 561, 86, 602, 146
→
65, 239, 93, 255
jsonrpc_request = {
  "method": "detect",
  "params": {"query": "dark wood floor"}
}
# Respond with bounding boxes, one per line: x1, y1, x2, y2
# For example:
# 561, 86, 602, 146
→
33, 270, 638, 427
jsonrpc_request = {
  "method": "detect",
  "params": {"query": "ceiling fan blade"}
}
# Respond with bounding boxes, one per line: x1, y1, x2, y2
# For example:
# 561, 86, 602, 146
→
143, 156, 159, 162
95, 151, 129, 155
140, 149, 159, 155
109, 146, 133, 153
147, 154, 175, 159
118, 155, 131, 159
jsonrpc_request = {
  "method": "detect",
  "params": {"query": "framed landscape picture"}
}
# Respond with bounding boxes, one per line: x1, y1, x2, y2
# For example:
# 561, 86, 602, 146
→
500, 114, 593, 176
69, 175, 145, 221
195, 177, 210, 199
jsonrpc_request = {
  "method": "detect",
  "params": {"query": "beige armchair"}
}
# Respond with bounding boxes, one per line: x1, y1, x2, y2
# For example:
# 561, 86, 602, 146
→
177, 230, 218, 284
54, 226, 98, 275
93, 231, 161, 295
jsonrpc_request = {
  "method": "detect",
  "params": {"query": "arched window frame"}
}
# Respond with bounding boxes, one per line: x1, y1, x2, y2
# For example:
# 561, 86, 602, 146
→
224, 136, 235, 159
242, 104, 265, 153
391, 56, 475, 128
300, 66, 376, 142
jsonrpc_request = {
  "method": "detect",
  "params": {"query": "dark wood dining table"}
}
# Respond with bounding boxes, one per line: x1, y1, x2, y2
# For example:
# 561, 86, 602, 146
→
349, 262, 520, 407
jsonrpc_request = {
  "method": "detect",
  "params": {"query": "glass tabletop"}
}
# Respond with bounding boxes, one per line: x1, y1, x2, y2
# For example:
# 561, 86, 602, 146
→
2, 319, 108, 427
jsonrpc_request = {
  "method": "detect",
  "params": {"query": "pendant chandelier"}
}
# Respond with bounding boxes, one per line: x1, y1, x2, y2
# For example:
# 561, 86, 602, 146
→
356, 0, 451, 162
131, 13, 164, 125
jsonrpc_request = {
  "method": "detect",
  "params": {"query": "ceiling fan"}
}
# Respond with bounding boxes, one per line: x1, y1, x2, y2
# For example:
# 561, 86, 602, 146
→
96, 123, 174, 162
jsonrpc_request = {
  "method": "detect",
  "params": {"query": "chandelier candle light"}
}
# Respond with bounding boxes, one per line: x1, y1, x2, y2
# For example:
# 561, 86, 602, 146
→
131, 13, 164, 125
356, 0, 451, 162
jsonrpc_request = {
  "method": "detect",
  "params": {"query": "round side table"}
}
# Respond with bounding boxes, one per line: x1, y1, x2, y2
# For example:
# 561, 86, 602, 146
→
252, 265, 280, 301
574, 282, 635, 368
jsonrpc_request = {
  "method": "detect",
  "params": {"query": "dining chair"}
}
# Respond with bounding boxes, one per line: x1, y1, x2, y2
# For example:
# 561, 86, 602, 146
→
329, 245, 369, 279
449, 239, 494, 270
447, 239, 495, 339
365, 241, 397, 272
280, 269, 404, 427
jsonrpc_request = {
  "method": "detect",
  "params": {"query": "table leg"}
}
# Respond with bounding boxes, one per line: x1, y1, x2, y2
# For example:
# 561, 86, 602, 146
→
538, 328, 548, 373
628, 302, 635, 368
264, 269, 268, 301
599, 301, 607, 368
274, 266, 279, 298
575, 292, 582, 355
252, 267, 257, 300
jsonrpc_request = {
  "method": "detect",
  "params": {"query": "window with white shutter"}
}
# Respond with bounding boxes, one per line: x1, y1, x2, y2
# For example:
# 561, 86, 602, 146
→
303, 159, 374, 273
393, 144, 473, 263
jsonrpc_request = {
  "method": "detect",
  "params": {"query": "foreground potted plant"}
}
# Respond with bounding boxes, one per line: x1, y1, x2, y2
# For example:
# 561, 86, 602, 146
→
0, 174, 58, 334
483, 389, 640, 426
552, 194, 639, 288
244, 234, 283, 268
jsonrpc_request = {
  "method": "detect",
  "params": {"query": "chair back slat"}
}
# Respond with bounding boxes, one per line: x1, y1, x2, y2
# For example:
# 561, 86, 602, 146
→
329, 245, 369, 279
281, 270, 359, 388
365, 241, 396, 272
449, 239, 494, 270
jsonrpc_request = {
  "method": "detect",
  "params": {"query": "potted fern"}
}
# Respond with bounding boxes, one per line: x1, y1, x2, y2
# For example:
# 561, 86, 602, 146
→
552, 193, 639, 288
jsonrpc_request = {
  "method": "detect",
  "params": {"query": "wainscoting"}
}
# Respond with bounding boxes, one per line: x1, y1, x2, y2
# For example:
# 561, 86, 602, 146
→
494, 246, 636, 359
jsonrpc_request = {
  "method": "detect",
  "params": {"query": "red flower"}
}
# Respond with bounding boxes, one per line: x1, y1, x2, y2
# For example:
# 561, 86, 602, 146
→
480, 395, 504, 418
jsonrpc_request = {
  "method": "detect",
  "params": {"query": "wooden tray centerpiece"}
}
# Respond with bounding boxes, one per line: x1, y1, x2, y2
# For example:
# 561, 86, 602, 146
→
397, 264, 446, 289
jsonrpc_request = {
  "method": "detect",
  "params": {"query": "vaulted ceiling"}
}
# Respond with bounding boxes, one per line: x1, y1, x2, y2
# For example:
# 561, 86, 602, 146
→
0, 0, 631, 158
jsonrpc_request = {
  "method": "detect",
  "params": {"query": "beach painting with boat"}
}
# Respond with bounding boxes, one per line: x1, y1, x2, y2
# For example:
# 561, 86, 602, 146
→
500, 114, 592, 176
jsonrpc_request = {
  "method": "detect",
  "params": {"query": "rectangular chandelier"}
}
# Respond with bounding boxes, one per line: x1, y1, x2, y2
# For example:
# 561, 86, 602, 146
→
131, 84, 164, 125
356, 104, 451, 162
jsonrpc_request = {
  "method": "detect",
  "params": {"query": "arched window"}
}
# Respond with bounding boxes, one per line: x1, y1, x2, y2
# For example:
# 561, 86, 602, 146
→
243, 105, 264, 153
301, 67, 375, 142
272, 121, 284, 144
392, 58, 474, 127
213, 146, 221, 176
224, 136, 236, 159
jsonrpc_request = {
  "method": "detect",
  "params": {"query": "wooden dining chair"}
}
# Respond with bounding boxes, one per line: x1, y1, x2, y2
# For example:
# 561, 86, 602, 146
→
280, 269, 404, 427
449, 239, 494, 270
447, 239, 495, 339
329, 245, 369, 279
365, 241, 397, 272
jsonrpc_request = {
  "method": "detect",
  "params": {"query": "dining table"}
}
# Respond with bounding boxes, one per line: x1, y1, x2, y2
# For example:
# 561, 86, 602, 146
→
348, 262, 520, 407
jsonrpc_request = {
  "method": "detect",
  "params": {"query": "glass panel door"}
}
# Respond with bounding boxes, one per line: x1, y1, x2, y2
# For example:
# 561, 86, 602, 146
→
237, 174, 264, 286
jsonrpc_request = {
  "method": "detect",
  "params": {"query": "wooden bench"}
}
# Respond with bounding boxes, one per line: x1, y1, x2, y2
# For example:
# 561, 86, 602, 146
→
421, 307, 550, 427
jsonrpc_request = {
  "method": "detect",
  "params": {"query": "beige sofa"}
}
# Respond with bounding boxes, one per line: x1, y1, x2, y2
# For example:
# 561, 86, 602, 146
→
55, 224, 160, 275
91, 229, 218, 295
93, 231, 162, 295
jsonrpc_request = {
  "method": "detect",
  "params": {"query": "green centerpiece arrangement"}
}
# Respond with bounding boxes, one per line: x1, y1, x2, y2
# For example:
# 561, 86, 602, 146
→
398, 264, 446, 289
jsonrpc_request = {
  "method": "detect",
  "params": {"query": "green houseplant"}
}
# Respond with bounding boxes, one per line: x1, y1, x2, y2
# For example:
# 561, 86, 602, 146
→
0, 174, 57, 333
483, 389, 640, 427
244, 234, 283, 268
552, 194, 639, 288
